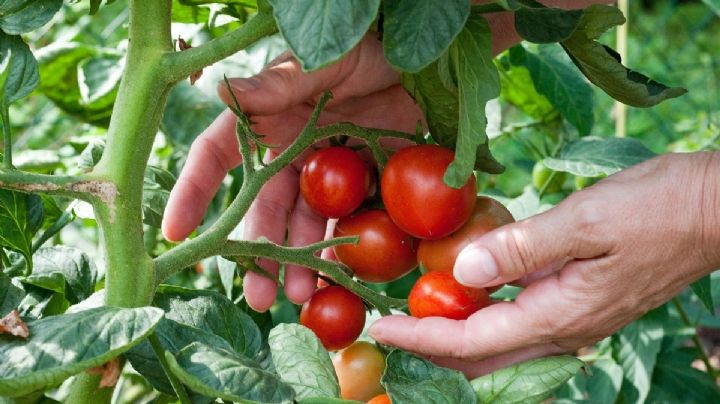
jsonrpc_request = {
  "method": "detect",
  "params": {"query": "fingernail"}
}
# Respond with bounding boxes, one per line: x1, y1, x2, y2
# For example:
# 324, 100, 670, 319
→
454, 247, 499, 286
226, 77, 260, 92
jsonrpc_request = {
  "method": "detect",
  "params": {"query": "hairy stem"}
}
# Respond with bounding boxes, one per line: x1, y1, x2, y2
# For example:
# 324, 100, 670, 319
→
163, 12, 277, 84
0, 170, 104, 201
671, 297, 717, 378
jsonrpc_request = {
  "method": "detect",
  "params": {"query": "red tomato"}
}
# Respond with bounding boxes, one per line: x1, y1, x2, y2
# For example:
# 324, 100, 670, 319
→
300, 286, 366, 351
367, 393, 392, 404
417, 196, 514, 273
332, 341, 386, 401
408, 272, 490, 320
334, 210, 418, 283
300, 147, 370, 218
381, 145, 476, 240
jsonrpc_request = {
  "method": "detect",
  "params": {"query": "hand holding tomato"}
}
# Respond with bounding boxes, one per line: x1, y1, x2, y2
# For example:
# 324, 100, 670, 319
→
370, 152, 720, 377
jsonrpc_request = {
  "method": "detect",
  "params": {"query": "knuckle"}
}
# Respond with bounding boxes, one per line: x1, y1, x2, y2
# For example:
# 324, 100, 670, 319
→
569, 198, 605, 234
498, 226, 537, 278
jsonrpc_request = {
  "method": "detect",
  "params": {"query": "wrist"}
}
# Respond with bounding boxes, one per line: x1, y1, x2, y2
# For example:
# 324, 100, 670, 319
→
698, 151, 720, 269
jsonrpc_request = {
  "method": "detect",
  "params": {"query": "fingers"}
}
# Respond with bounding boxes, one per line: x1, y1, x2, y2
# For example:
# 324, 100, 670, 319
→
242, 151, 300, 312
162, 109, 241, 241
453, 197, 613, 287
284, 196, 326, 304
217, 34, 400, 116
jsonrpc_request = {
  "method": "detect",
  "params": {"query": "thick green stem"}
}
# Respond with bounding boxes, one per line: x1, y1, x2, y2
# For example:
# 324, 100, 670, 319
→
65, 373, 113, 404
163, 12, 277, 84
0, 169, 102, 200
2, 106, 12, 169
92, 0, 173, 309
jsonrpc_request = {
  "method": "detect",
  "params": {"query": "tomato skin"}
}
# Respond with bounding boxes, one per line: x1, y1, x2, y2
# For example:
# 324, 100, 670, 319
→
300, 286, 366, 351
381, 145, 477, 240
300, 147, 370, 218
367, 393, 392, 404
408, 272, 490, 320
334, 210, 418, 283
417, 197, 514, 274
332, 341, 386, 401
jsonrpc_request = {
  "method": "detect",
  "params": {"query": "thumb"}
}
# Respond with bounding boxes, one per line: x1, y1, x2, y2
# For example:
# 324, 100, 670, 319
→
453, 202, 610, 287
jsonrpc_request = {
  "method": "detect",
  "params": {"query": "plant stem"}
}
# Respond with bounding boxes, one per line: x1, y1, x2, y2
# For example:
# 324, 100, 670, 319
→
0, 169, 102, 201
671, 297, 717, 379
92, 0, 173, 309
1, 106, 12, 169
149, 334, 192, 404
163, 12, 277, 84
65, 373, 113, 404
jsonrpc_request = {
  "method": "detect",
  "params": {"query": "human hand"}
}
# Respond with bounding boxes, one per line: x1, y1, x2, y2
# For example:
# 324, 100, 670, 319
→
370, 152, 720, 377
162, 33, 423, 311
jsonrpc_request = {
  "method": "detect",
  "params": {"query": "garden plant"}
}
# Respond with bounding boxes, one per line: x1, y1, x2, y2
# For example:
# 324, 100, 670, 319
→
0, 0, 718, 403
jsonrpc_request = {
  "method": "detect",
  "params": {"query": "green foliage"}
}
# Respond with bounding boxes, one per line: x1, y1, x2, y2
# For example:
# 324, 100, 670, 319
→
0, 33, 39, 108
0, 189, 43, 268
543, 137, 657, 177
382, 350, 476, 404
166, 342, 295, 403
21, 246, 97, 304
0, 0, 63, 35
472, 356, 585, 404
268, 0, 380, 71
383, 0, 469, 73
269, 324, 340, 400
0, 306, 163, 397
0, 271, 24, 315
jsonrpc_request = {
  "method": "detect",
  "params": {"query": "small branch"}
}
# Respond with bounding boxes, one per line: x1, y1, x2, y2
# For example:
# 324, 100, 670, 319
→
163, 12, 277, 84
0, 170, 114, 202
220, 239, 407, 313
2, 106, 12, 169
672, 297, 717, 379
149, 334, 192, 404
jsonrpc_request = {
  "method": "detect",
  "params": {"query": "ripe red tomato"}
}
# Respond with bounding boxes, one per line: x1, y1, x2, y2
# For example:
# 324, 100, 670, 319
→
334, 210, 418, 283
300, 286, 366, 351
408, 272, 490, 320
332, 341, 386, 401
367, 393, 391, 404
417, 196, 514, 273
381, 144, 476, 240
300, 147, 370, 218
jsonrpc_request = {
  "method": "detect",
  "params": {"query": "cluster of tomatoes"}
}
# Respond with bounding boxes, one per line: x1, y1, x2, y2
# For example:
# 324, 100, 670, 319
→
297, 144, 514, 401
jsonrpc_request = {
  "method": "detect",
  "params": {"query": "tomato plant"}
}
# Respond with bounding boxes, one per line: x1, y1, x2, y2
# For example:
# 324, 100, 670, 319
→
300, 286, 366, 351
417, 196, 514, 274
299, 146, 371, 218
408, 272, 491, 320
334, 209, 418, 283
381, 144, 477, 240
0, 1, 712, 403
332, 341, 386, 401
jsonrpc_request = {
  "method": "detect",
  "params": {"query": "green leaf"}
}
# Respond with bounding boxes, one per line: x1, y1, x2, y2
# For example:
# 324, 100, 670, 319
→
542, 137, 656, 177
166, 342, 295, 403
512, 44, 594, 135
558, 357, 623, 403
382, 0, 469, 73
268, 0, 380, 71
142, 166, 176, 228
0, 189, 36, 267
443, 13, 503, 187
77, 53, 124, 108
217, 256, 236, 299
514, 5, 583, 43
0, 33, 39, 107
172, 0, 211, 23
501, 186, 554, 221
0, 0, 62, 35
647, 347, 720, 403
21, 246, 97, 304
497, 56, 556, 120
471, 355, 584, 404
561, 5, 686, 107
163, 81, 225, 148
690, 275, 715, 315
77, 138, 105, 170
298, 398, 363, 404
0, 306, 164, 397
382, 350, 475, 404
154, 285, 263, 358
702, 0, 720, 16
0, 272, 24, 316
612, 307, 667, 404
268, 323, 339, 400
126, 318, 234, 400
36, 42, 115, 126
